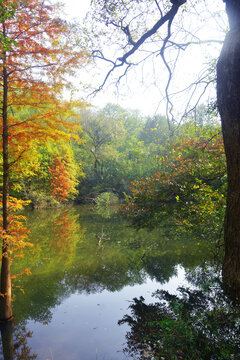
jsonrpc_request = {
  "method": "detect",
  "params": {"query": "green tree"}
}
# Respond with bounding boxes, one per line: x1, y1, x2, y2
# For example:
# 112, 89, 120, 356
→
77, 104, 163, 199
77, 106, 126, 197
80, 107, 125, 179
140, 115, 169, 145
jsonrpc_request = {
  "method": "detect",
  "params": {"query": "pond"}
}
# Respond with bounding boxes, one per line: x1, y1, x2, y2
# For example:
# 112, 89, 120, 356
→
1, 205, 212, 359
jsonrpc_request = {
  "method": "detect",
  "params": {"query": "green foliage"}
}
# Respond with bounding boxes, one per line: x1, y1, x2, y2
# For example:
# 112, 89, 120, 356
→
0, 0, 17, 52
94, 192, 119, 218
94, 192, 118, 208
121, 122, 226, 241
0, 0, 15, 22
139, 115, 170, 145
9, 101, 226, 226
76, 104, 165, 200
27, 191, 61, 210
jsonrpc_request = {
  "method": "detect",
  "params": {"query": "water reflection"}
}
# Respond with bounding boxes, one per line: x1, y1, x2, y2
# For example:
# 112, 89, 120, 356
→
6, 206, 213, 359
118, 267, 240, 360
0, 321, 36, 360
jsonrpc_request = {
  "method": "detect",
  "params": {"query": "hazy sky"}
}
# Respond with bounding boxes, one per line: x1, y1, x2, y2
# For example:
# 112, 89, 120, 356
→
63, 0, 90, 20
61, 0, 226, 116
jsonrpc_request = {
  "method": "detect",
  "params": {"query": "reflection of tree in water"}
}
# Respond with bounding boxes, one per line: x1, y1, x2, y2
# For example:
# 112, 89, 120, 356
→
50, 209, 85, 265
143, 255, 177, 284
0, 321, 37, 360
184, 263, 222, 289
12, 206, 213, 325
64, 267, 146, 295
118, 271, 240, 360
13, 273, 71, 324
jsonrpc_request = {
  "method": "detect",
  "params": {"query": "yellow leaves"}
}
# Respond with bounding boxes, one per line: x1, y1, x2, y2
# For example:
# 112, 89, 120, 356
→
0, 98, 85, 174
193, 185, 200, 189
8, 197, 31, 212
0, 196, 32, 262
0, 0, 90, 286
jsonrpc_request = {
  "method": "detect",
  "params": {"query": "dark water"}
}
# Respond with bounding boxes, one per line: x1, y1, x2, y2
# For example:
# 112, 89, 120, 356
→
1, 206, 211, 359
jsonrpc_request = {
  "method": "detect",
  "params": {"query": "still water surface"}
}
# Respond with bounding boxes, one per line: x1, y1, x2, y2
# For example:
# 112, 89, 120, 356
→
1, 206, 210, 359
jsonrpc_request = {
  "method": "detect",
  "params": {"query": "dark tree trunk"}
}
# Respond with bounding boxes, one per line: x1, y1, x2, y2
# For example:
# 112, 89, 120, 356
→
0, 24, 12, 320
0, 321, 13, 360
217, 0, 240, 291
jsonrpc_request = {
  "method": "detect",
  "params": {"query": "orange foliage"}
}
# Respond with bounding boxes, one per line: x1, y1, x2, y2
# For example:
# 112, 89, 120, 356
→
49, 155, 77, 201
49, 209, 81, 264
0, 0, 87, 166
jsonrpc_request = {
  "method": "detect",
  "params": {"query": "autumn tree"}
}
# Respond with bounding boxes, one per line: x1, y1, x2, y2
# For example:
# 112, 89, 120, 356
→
49, 152, 79, 202
11, 139, 85, 208
86, 0, 240, 291
121, 123, 226, 237
0, 0, 86, 320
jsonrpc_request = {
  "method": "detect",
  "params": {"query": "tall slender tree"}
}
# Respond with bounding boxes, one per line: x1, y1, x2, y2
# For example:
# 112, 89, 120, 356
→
0, 0, 17, 322
0, 0, 86, 320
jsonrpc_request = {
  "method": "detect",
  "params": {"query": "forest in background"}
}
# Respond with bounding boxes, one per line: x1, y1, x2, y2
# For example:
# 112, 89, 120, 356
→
8, 104, 226, 226
7, 102, 224, 236
9, 102, 225, 243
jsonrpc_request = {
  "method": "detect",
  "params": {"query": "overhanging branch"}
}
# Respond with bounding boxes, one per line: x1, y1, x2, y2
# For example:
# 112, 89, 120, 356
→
92, 0, 186, 95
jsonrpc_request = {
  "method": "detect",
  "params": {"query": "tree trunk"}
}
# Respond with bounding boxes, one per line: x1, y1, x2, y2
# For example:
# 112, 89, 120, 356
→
217, 0, 240, 291
0, 321, 14, 360
0, 24, 12, 320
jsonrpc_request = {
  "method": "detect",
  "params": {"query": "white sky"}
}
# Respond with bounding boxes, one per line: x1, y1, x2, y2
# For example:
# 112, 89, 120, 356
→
62, 0, 90, 20
60, 0, 227, 117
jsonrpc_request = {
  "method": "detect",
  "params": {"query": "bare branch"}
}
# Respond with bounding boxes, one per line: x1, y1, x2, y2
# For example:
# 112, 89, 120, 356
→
159, 10, 176, 131
8, 119, 30, 128
168, 39, 224, 51
154, 0, 163, 16
177, 78, 215, 126
118, 0, 186, 64
116, 63, 132, 87
120, 23, 136, 46
92, 0, 186, 94
92, 50, 116, 65
202, 130, 221, 151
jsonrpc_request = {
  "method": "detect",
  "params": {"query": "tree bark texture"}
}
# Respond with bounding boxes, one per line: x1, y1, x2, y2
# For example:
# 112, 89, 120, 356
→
217, 0, 240, 291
